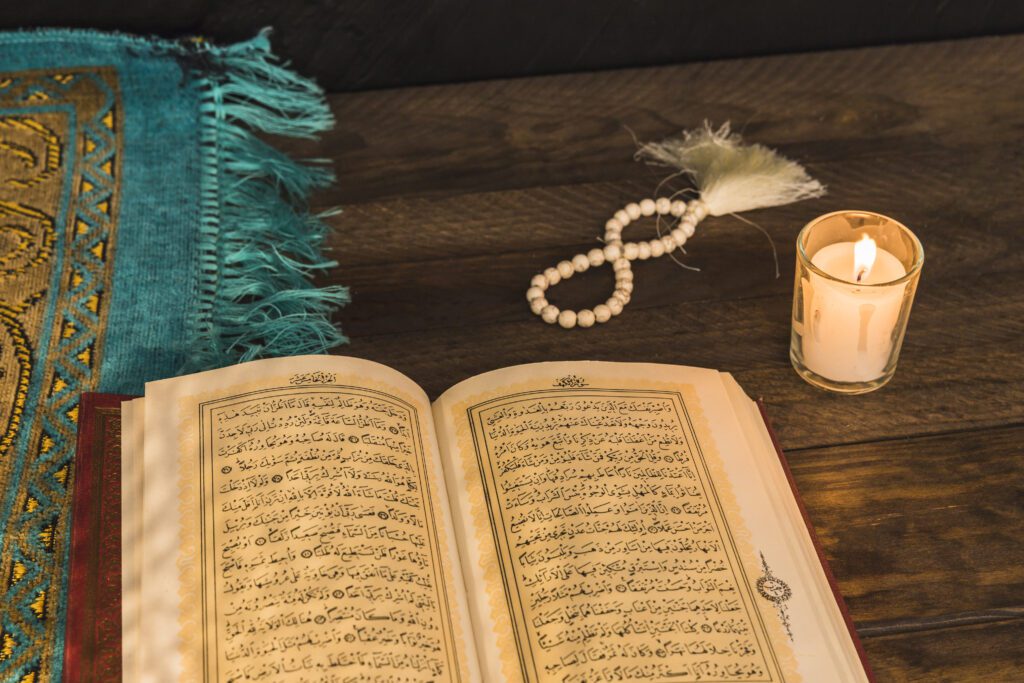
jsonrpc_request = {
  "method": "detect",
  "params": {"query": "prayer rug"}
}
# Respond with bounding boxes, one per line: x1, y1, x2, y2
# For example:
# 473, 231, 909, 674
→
0, 29, 347, 682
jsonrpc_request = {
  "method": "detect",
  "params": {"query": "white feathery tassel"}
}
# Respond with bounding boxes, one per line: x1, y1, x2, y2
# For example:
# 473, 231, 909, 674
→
635, 121, 825, 216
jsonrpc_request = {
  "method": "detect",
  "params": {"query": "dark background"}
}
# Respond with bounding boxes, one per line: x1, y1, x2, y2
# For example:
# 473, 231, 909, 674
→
3, 0, 1023, 91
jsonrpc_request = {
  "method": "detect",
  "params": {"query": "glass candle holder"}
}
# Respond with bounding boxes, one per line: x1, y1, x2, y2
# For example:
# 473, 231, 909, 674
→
790, 210, 924, 394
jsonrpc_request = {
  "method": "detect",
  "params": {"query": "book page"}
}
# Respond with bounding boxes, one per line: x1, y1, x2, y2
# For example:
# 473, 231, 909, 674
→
120, 397, 145, 683
433, 361, 867, 683
138, 355, 480, 683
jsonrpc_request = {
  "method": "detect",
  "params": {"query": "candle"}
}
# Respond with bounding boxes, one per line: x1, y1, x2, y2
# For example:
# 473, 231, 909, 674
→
801, 236, 906, 382
790, 211, 923, 393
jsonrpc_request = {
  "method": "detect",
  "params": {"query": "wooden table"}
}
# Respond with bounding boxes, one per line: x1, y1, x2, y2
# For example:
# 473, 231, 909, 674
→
291, 34, 1024, 681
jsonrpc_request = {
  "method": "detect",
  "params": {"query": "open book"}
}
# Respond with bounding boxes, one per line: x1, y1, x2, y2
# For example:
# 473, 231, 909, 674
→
92, 356, 874, 682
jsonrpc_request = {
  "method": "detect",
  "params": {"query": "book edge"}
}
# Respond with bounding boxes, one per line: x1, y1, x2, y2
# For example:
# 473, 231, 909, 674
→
755, 400, 877, 683
63, 392, 134, 683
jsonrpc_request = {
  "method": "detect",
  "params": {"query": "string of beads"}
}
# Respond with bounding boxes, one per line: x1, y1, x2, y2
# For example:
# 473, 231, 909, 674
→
526, 197, 708, 328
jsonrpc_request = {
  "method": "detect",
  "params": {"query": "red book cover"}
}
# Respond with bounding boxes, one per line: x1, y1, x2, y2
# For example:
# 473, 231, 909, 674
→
757, 400, 877, 682
64, 393, 132, 683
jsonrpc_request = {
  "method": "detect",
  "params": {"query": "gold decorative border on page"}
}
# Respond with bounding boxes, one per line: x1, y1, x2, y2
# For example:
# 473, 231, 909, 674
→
173, 373, 472, 683
449, 375, 800, 683
675, 382, 801, 682
175, 390, 205, 683
451, 393, 521, 683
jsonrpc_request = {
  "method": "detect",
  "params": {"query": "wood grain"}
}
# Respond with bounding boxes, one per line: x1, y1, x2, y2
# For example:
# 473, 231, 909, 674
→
329, 265, 1024, 450
327, 174, 1021, 339
787, 425, 1024, 625
310, 34, 1024, 202
862, 619, 1024, 682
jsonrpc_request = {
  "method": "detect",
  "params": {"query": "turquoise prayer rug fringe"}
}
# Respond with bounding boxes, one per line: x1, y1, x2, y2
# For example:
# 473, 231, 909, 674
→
188, 30, 349, 370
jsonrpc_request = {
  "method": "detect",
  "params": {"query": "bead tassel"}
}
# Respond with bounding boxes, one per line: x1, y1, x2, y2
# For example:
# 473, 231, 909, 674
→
529, 122, 825, 328
526, 197, 702, 328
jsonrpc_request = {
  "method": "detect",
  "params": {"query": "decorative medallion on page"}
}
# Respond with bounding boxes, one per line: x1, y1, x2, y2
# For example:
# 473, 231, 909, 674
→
0, 67, 121, 683
757, 552, 794, 641
450, 375, 799, 683
175, 373, 471, 683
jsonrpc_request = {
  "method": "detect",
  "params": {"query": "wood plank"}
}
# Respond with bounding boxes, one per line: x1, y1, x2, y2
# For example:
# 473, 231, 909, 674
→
301, 34, 1024, 202
331, 259, 1023, 370
331, 264, 1024, 450
786, 425, 1024, 625
861, 618, 1024, 683
326, 146, 1023, 269
326, 170, 1022, 336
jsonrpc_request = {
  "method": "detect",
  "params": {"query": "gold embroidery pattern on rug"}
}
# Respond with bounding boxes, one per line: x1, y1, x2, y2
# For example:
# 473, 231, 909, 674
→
0, 67, 121, 683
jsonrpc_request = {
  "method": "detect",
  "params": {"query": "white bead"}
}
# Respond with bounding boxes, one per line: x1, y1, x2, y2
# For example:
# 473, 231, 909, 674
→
614, 209, 631, 225
530, 297, 548, 314
618, 281, 634, 294
557, 260, 574, 279
606, 298, 624, 315
655, 197, 671, 215
603, 244, 622, 261
544, 267, 561, 285
613, 258, 631, 272
541, 305, 559, 324
637, 242, 651, 260
587, 248, 605, 267
530, 274, 548, 290
692, 201, 708, 220
577, 309, 596, 328
623, 242, 639, 260
661, 235, 677, 252
640, 198, 656, 216
682, 220, 696, 237
605, 218, 623, 232
526, 286, 545, 301
671, 228, 687, 244
593, 304, 612, 323
558, 309, 577, 329
617, 269, 633, 281
605, 230, 621, 244
613, 290, 631, 305
572, 254, 590, 272
625, 203, 642, 220
671, 200, 686, 217
650, 239, 665, 258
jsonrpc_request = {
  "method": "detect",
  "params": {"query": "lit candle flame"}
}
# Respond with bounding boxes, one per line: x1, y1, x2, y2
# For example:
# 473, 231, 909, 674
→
854, 234, 877, 283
